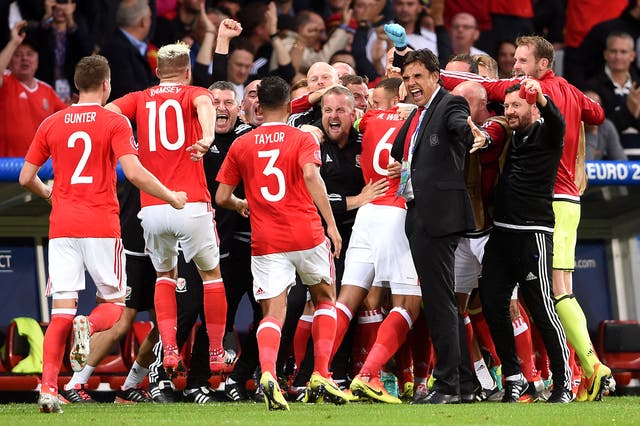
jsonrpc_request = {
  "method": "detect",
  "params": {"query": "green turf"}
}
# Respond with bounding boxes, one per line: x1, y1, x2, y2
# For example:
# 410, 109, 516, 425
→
2, 398, 640, 426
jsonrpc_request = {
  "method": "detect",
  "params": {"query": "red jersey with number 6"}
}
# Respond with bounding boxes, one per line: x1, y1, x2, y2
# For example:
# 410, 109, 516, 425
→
113, 83, 212, 207
216, 122, 325, 255
25, 103, 138, 238
359, 107, 405, 208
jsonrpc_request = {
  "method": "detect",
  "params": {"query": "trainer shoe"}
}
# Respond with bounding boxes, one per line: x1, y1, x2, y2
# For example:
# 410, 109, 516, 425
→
502, 375, 528, 403
183, 386, 216, 403
114, 386, 152, 403
399, 381, 414, 401
477, 386, 504, 402
224, 379, 247, 402
309, 372, 351, 404
287, 385, 308, 402
546, 388, 573, 403
489, 365, 503, 391
38, 392, 63, 414
210, 349, 237, 373
252, 384, 265, 403
149, 380, 176, 403
381, 371, 399, 398
69, 315, 91, 372
59, 384, 96, 403
162, 347, 185, 378
412, 383, 429, 402
259, 371, 289, 411
350, 374, 402, 404
583, 363, 613, 402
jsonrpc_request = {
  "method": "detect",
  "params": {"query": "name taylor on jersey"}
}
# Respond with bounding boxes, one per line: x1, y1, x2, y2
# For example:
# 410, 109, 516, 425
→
254, 131, 285, 144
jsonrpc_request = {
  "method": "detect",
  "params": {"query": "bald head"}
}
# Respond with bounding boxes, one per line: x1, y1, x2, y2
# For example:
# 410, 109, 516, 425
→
451, 81, 489, 124
333, 62, 356, 78
307, 62, 339, 92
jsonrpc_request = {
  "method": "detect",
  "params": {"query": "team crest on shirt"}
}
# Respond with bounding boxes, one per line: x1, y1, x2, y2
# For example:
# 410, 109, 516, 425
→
355, 154, 361, 168
175, 277, 187, 293
429, 134, 439, 147
125, 286, 132, 301
42, 98, 49, 111
129, 136, 139, 151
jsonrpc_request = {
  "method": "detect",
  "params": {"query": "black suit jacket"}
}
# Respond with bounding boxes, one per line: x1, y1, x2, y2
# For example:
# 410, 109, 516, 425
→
101, 29, 158, 102
391, 88, 476, 237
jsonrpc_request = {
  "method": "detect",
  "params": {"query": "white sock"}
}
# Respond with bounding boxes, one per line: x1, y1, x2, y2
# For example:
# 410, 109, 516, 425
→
505, 373, 525, 382
64, 365, 95, 390
474, 359, 496, 389
414, 376, 427, 386
122, 361, 149, 390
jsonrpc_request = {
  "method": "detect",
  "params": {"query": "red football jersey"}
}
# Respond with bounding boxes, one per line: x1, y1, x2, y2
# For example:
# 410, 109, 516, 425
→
359, 107, 405, 209
216, 122, 325, 255
0, 72, 67, 157
25, 103, 138, 238
113, 83, 212, 207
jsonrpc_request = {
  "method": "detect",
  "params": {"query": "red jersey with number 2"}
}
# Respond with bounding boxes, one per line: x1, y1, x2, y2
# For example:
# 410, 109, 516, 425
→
113, 83, 212, 207
25, 103, 138, 238
216, 122, 325, 256
359, 107, 405, 208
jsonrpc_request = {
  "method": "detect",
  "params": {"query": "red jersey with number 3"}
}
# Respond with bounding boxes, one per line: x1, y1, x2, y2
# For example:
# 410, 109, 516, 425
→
216, 122, 325, 255
359, 107, 405, 208
113, 83, 212, 207
25, 103, 137, 238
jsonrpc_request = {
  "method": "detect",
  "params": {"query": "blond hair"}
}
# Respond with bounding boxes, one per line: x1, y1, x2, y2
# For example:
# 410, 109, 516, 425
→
157, 42, 191, 78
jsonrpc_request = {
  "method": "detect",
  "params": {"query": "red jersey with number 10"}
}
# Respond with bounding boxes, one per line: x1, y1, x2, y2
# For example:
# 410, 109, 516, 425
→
216, 122, 325, 256
359, 107, 406, 209
113, 83, 212, 207
25, 103, 138, 238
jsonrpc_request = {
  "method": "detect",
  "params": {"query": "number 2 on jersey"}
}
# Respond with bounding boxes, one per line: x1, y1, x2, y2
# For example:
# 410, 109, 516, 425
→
259, 149, 285, 202
68, 131, 93, 184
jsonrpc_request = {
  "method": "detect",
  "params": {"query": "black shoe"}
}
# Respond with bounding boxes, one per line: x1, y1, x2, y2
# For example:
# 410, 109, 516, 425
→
546, 389, 573, 403
183, 386, 216, 403
502, 376, 528, 403
461, 392, 476, 403
252, 385, 265, 403
478, 387, 504, 402
149, 380, 175, 403
59, 384, 96, 403
225, 379, 249, 401
411, 390, 461, 404
114, 387, 152, 403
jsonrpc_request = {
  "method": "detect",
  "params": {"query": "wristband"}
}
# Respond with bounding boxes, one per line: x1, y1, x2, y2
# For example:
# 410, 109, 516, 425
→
338, 23, 356, 35
396, 44, 408, 52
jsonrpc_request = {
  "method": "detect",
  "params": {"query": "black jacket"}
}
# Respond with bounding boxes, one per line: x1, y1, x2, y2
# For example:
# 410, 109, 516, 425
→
493, 96, 565, 233
391, 88, 476, 237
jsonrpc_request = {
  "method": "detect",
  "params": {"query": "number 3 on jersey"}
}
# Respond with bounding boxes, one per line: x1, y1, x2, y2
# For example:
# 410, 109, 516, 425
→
259, 149, 285, 202
145, 100, 185, 151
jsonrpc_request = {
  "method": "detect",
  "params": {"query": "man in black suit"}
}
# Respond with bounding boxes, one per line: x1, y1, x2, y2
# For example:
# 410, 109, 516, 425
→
100, 0, 157, 101
388, 48, 489, 404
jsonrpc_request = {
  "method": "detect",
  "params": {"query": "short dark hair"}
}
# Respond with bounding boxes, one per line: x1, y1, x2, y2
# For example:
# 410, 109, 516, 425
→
74, 55, 110, 92
257, 76, 290, 108
340, 74, 368, 86
447, 54, 479, 74
505, 83, 521, 96
230, 37, 255, 56
209, 81, 236, 92
375, 77, 402, 96
402, 49, 440, 74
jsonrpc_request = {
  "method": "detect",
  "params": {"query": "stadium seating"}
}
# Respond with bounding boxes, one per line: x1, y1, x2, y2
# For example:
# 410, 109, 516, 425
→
597, 320, 640, 392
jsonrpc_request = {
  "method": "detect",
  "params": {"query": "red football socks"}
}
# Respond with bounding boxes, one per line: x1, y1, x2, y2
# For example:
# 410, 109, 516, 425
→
331, 302, 353, 359
42, 312, 74, 393
293, 315, 313, 370
203, 279, 227, 354
257, 317, 282, 378
88, 302, 123, 333
154, 278, 178, 350
360, 308, 413, 377
312, 302, 337, 377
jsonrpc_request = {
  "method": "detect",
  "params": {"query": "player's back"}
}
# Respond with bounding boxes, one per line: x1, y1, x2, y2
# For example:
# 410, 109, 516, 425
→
27, 103, 136, 238
359, 108, 405, 208
227, 123, 325, 255
113, 83, 211, 207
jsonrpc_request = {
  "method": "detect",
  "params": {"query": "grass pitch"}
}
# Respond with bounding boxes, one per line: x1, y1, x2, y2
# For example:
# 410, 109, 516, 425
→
1, 397, 640, 426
